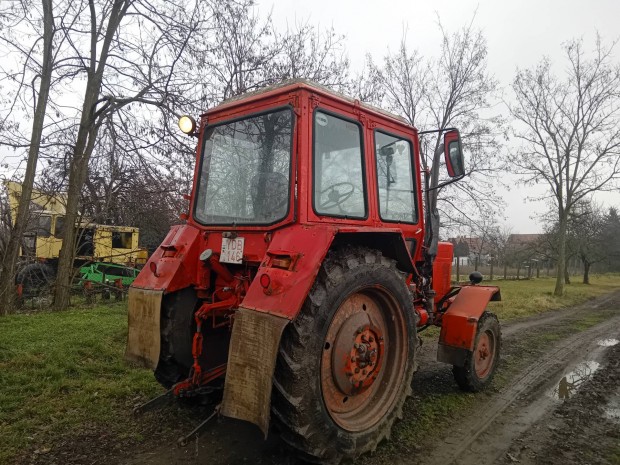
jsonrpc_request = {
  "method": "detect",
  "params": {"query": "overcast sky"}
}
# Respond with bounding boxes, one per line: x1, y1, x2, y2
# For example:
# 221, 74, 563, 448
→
262, 0, 620, 233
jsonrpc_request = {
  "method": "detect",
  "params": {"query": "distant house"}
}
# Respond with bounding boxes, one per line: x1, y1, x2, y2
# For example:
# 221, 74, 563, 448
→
446, 233, 544, 267
448, 236, 491, 266
508, 234, 541, 247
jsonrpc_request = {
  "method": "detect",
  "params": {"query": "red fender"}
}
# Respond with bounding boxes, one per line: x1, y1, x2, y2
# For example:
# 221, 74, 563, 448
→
437, 285, 501, 366
131, 224, 201, 293
240, 225, 336, 319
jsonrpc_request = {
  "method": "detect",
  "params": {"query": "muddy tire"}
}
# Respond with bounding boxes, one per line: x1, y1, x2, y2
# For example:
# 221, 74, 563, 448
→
155, 289, 197, 389
272, 247, 416, 463
453, 311, 500, 392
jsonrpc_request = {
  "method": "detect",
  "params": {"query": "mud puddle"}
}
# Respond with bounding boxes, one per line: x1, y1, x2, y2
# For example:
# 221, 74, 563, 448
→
603, 392, 620, 423
548, 338, 619, 401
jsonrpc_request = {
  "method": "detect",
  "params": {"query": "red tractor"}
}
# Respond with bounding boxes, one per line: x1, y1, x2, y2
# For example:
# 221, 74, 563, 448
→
126, 80, 501, 463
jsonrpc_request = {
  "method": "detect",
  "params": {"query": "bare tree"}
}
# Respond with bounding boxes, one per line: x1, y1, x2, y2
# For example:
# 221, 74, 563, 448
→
488, 225, 513, 280
51, 0, 207, 310
201, 0, 350, 102
571, 202, 606, 284
465, 214, 498, 271
0, 0, 55, 313
510, 37, 620, 295
366, 20, 504, 238
601, 207, 620, 271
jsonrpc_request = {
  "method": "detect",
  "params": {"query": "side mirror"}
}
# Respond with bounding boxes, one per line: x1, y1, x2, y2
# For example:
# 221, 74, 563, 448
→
443, 130, 465, 178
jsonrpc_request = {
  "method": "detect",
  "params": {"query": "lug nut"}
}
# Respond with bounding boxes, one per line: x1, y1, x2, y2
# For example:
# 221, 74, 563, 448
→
354, 343, 359, 349
355, 368, 360, 374
362, 369, 367, 375
369, 337, 374, 342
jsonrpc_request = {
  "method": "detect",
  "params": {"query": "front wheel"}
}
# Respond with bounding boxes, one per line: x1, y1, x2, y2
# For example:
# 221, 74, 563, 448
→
453, 311, 500, 392
272, 248, 416, 463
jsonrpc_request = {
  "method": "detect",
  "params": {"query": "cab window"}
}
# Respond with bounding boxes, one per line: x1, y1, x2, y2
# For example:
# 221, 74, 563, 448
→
313, 111, 366, 218
374, 131, 417, 223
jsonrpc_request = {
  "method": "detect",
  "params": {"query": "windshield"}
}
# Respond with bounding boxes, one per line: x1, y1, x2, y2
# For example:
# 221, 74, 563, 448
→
194, 108, 293, 225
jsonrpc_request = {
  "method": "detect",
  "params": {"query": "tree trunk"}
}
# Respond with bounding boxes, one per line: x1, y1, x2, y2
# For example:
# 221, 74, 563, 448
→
0, 0, 54, 314
564, 264, 570, 284
554, 214, 567, 296
503, 263, 507, 280
474, 255, 479, 271
456, 257, 460, 282
53, 0, 128, 310
582, 257, 591, 284
517, 266, 520, 280
490, 259, 494, 280
53, 121, 99, 310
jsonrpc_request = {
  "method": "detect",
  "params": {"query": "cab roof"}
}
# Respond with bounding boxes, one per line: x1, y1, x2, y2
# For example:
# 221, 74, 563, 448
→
203, 79, 413, 129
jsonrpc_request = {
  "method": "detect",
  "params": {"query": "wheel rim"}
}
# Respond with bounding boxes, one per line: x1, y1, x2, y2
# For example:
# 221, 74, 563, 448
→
320, 287, 408, 432
474, 330, 495, 378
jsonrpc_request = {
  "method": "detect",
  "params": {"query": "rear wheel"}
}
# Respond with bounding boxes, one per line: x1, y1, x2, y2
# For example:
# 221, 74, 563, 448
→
452, 311, 500, 392
155, 289, 197, 388
16, 262, 55, 298
272, 248, 416, 463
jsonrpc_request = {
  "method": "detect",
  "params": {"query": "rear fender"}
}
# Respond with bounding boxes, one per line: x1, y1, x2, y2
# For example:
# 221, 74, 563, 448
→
240, 225, 336, 319
132, 224, 201, 293
437, 285, 501, 366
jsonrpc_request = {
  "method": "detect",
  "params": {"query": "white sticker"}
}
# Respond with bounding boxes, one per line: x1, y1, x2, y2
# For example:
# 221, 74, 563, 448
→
316, 113, 328, 126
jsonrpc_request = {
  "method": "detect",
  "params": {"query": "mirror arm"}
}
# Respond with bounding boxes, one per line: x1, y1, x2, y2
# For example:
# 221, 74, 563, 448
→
424, 173, 465, 192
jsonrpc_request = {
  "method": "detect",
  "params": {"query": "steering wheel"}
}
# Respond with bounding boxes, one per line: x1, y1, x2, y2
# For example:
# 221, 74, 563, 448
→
319, 182, 355, 210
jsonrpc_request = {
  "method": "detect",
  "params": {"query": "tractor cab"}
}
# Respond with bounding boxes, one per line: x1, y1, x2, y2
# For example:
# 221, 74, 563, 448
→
126, 80, 500, 464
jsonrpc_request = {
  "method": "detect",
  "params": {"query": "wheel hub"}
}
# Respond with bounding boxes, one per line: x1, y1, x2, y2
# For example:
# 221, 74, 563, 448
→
474, 332, 494, 378
320, 288, 408, 432
332, 323, 384, 395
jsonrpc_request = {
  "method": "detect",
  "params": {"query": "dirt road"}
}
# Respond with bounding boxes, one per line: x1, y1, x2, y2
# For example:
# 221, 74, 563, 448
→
25, 290, 619, 465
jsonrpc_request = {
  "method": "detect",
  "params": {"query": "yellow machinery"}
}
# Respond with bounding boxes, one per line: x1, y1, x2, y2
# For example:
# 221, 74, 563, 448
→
5, 181, 148, 295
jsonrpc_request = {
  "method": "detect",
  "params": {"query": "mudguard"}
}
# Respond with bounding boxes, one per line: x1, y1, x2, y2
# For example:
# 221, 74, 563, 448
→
220, 307, 289, 437
125, 288, 163, 369
437, 285, 501, 366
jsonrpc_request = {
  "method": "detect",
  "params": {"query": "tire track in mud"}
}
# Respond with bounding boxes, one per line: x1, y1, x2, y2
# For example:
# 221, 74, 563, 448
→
416, 291, 620, 465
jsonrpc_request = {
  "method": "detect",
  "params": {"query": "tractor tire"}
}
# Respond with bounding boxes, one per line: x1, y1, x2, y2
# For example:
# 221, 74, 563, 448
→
16, 262, 55, 298
155, 288, 197, 389
272, 247, 416, 464
452, 311, 501, 392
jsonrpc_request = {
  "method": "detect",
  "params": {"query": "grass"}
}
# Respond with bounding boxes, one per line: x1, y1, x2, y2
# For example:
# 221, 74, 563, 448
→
0, 303, 161, 464
484, 274, 620, 320
0, 275, 619, 464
